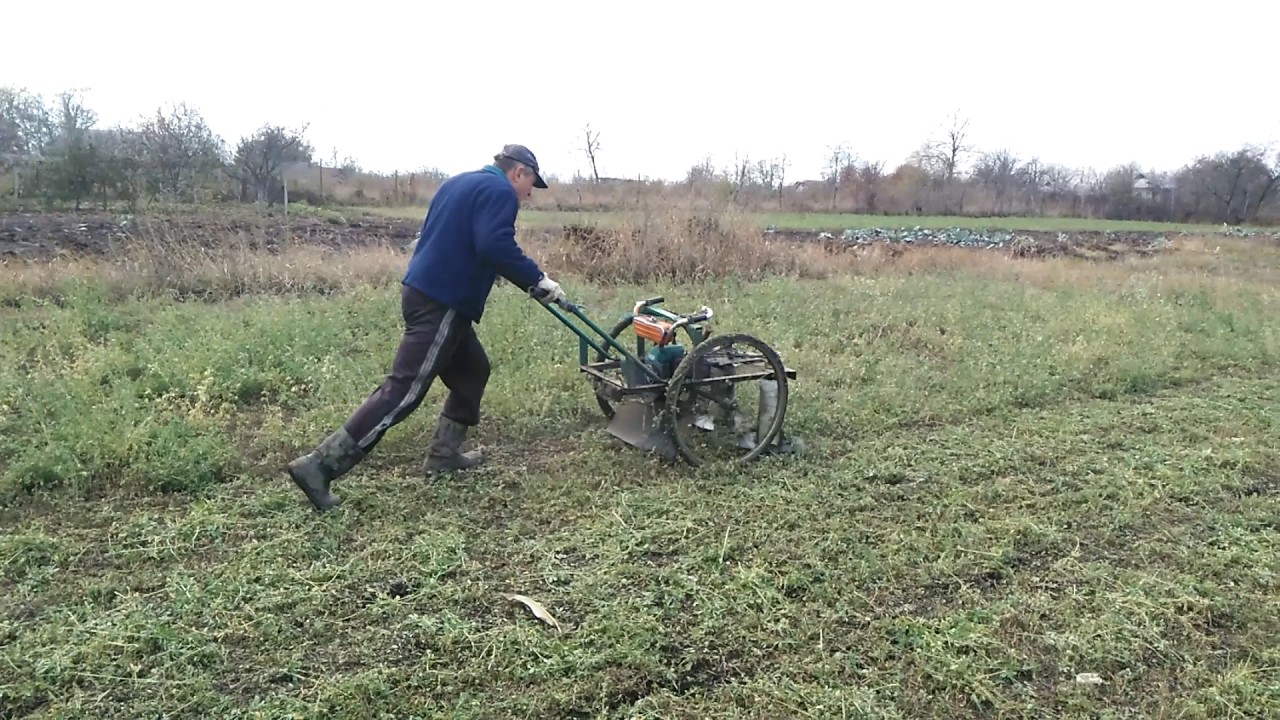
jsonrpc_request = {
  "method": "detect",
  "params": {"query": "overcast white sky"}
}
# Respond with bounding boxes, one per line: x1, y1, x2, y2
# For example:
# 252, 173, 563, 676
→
5, 1, 1277, 182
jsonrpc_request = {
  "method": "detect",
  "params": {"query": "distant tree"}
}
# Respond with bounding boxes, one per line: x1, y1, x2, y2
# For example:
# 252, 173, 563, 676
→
1098, 162, 1144, 219
228, 123, 313, 204
971, 149, 1020, 213
753, 154, 788, 208
1175, 145, 1279, 225
0, 86, 55, 173
852, 160, 886, 214
915, 110, 973, 183
42, 90, 102, 209
823, 143, 855, 210
683, 157, 711, 183
582, 123, 601, 183
94, 127, 147, 209
134, 102, 226, 202
729, 152, 754, 202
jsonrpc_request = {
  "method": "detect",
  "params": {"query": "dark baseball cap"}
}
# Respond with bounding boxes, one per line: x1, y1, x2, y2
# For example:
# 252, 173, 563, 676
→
495, 144, 548, 188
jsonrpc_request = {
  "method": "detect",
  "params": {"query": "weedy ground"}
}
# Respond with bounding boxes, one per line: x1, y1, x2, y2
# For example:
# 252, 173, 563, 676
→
1, 213, 1278, 719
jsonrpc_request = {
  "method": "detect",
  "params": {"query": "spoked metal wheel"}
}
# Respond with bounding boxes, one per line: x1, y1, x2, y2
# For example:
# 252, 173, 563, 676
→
663, 332, 789, 466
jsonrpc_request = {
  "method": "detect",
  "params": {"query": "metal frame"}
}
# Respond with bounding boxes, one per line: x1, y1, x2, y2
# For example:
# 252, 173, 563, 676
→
541, 296, 691, 390
538, 295, 795, 396
530, 290, 803, 466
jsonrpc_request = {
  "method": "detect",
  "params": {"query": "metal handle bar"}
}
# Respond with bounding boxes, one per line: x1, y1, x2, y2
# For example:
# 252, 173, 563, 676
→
530, 288, 711, 325
632, 295, 713, 325
671, 306, 713, 330
632, 296, 665, 315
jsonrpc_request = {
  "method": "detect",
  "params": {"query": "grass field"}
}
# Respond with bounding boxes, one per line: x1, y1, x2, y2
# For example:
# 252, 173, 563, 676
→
359, 205, 1247, 234
1, 223, 1278, 717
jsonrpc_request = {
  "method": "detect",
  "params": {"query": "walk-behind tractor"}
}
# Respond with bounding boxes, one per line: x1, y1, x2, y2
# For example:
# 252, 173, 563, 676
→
531, 289, 802, 466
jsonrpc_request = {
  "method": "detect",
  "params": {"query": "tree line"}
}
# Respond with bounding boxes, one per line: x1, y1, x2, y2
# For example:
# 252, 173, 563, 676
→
3, 87, 1278, 226
675, 113, 1279, 226
0, 87, 316, 210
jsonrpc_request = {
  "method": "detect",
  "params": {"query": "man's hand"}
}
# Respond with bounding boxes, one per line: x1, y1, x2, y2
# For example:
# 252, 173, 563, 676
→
532, 273, 566, 304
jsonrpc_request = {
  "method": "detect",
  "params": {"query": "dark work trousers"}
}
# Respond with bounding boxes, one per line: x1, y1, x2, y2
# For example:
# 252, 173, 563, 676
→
342, 284, 491, 453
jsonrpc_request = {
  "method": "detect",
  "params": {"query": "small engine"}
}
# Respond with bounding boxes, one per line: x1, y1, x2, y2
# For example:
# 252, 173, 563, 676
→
644, 343, 686, 381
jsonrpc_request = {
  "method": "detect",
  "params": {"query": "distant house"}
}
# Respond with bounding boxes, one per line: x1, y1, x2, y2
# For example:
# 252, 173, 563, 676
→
790, 179, 827, 192
1134, 173, 1174, 202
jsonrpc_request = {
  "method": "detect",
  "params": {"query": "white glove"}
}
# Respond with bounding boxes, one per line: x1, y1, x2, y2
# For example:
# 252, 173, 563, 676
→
534, 273, 566, 304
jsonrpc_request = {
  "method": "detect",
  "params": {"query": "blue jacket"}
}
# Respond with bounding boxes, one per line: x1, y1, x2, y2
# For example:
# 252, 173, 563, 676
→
402, 165, 545, 322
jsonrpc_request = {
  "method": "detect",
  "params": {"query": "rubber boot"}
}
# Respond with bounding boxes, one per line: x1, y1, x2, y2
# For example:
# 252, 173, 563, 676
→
287, 428, 365, 511
423, 416, 485, 474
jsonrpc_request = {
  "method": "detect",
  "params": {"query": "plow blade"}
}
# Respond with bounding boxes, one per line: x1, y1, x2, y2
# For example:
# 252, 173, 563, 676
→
606, 400, 677, 461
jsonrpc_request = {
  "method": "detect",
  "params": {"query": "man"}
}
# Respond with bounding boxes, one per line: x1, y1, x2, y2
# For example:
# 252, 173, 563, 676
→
286, 144, 567, 512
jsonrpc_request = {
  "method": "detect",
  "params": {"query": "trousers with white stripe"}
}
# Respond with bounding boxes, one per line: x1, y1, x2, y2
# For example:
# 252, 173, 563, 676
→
342, 284, 490, 453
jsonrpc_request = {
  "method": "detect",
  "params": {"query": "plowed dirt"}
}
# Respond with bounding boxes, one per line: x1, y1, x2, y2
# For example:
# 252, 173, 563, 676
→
0, 210, 422, 260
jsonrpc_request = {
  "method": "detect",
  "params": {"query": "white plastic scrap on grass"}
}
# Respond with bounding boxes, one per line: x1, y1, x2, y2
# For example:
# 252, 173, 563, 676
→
503, 593, 563, 631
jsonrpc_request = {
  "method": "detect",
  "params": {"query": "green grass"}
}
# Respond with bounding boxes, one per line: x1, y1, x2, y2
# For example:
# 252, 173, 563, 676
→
358, 204, 1246, 234
2, 246, 1279, 717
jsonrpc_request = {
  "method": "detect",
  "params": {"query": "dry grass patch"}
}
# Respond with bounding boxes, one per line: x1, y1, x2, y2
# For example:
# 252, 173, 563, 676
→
525, 206, 850, 283
6, 207, 1276, 313
2, 230, 407, 305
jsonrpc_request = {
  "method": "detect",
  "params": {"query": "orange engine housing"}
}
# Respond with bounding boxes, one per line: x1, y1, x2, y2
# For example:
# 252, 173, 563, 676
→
632, 315, 675, 346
